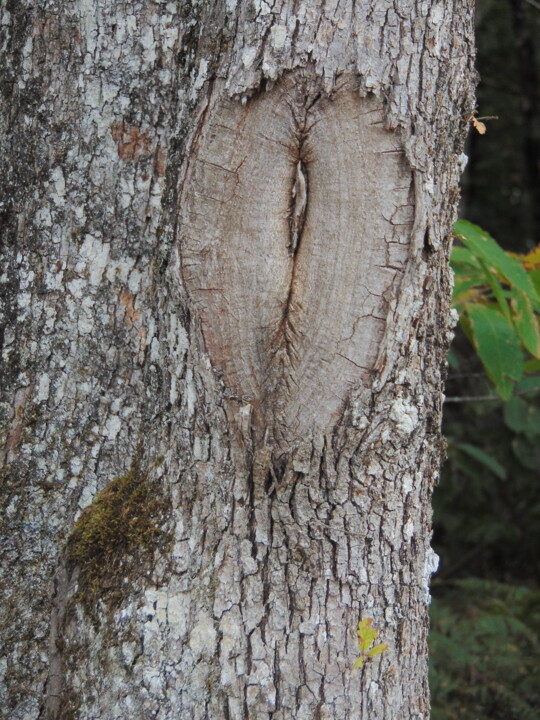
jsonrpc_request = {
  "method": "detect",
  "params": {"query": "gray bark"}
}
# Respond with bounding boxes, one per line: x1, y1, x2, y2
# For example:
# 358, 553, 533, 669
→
0, 2, 475, 719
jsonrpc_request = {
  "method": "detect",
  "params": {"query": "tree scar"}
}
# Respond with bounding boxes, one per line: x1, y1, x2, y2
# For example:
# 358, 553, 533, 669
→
178, 74, 413, 446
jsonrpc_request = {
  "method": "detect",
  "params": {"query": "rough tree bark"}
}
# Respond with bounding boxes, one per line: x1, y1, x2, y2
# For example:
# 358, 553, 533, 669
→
0, 2, 475, 719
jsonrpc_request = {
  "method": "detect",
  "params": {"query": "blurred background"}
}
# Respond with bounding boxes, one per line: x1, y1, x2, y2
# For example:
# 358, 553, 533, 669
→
429, 0, 540, 717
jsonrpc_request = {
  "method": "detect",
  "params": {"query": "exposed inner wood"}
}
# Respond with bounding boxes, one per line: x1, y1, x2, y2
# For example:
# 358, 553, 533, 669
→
289, 159, 308, 256
179, 76, 413, 445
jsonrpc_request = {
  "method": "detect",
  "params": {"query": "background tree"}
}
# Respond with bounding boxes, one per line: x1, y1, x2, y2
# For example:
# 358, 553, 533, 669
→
0, 2, 474, 719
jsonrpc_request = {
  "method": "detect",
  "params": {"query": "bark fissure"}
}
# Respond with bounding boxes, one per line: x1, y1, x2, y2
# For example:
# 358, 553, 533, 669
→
288, 158, 308, 256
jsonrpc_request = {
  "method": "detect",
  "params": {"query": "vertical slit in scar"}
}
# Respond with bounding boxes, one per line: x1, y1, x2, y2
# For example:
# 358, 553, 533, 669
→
289, 159, 308, 257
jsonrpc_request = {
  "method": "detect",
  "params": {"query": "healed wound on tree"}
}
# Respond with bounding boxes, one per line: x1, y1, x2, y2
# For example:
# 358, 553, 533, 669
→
179, 75, 413, 445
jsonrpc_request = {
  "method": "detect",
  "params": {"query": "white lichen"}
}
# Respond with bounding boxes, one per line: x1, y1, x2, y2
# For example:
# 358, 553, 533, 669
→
189, 613, 217, 657
449, 307, 460, 328
242, 46, 258, 69
389, 397, 419, 435
36, 374, 50, 402
104, 415, 122, 440
403, 518, 415, 540
457, 152, 469, 174
270, 25, 287, 50
422, 547, 440, 603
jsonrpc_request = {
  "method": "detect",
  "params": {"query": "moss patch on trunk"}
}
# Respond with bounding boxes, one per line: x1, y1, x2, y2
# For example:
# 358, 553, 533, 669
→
66, 466, 171, 618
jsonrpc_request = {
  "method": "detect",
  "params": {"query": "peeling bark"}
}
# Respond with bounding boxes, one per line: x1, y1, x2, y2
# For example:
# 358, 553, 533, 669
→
0, 1, 475, 719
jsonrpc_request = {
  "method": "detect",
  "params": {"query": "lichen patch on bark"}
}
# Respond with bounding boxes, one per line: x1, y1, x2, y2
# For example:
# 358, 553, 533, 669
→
179, 74, 413, 447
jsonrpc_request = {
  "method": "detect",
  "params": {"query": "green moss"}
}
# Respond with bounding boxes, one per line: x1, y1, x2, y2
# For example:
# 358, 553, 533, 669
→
66, 466, 171, 618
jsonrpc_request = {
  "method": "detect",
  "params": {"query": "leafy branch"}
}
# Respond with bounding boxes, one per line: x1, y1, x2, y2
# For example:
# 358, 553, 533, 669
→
452, 220, 540, 401
352, 618, 388, 669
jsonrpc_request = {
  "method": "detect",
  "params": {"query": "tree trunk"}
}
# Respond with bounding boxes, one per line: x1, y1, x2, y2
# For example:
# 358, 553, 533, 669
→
0, 2, 475, 719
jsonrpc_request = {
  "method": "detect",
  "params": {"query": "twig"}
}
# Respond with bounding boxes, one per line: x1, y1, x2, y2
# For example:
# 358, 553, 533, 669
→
447, 372, 489, 380
444, 394, 502, 403
444, 387, 538, 403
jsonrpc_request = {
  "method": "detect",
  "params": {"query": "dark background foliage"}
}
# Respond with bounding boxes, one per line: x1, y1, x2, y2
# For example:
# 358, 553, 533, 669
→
430, 1, 540, 716
462, 0, 540, 252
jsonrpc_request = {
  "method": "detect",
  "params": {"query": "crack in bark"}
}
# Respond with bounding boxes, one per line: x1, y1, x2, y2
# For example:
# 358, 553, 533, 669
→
38, 561, 71, 720
289, 159, 308, 256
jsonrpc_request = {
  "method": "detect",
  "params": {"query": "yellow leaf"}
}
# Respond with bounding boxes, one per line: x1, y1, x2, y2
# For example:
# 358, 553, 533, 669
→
352, 656, 365, 669
522, 245, 540, 270
359, 628, 378, 651
357, 618, 373, 633
472, 117, 486, 135
368, 643, 388, 657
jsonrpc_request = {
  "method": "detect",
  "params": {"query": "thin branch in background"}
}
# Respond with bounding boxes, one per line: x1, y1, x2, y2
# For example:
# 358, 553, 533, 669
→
444, 387, 539, 403
444, 394, 502, 403
446, 371, 490, 380
523, 0, 540, 12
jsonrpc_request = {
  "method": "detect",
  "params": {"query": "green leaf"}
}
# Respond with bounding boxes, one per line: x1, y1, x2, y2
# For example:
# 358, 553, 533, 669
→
447, 451, 484, 481
447, 348, 459, 370
454, 221, 540, 307
451, 246, 482, 268
458, 314, 474, 346
368, 643, 388, 657
452, 275, 487, 304
454, 442, 507, 480
523, 404, 540, 437
512, 436, 540, 470
510, 290, 540, 358
466, 304, 523, 400
516, 374, 540, 392
352, 656, 365, 669
530, 269, 540, 297
479, 258, 511, 321
523, 359, 540, 373
504, 396, 529, 433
